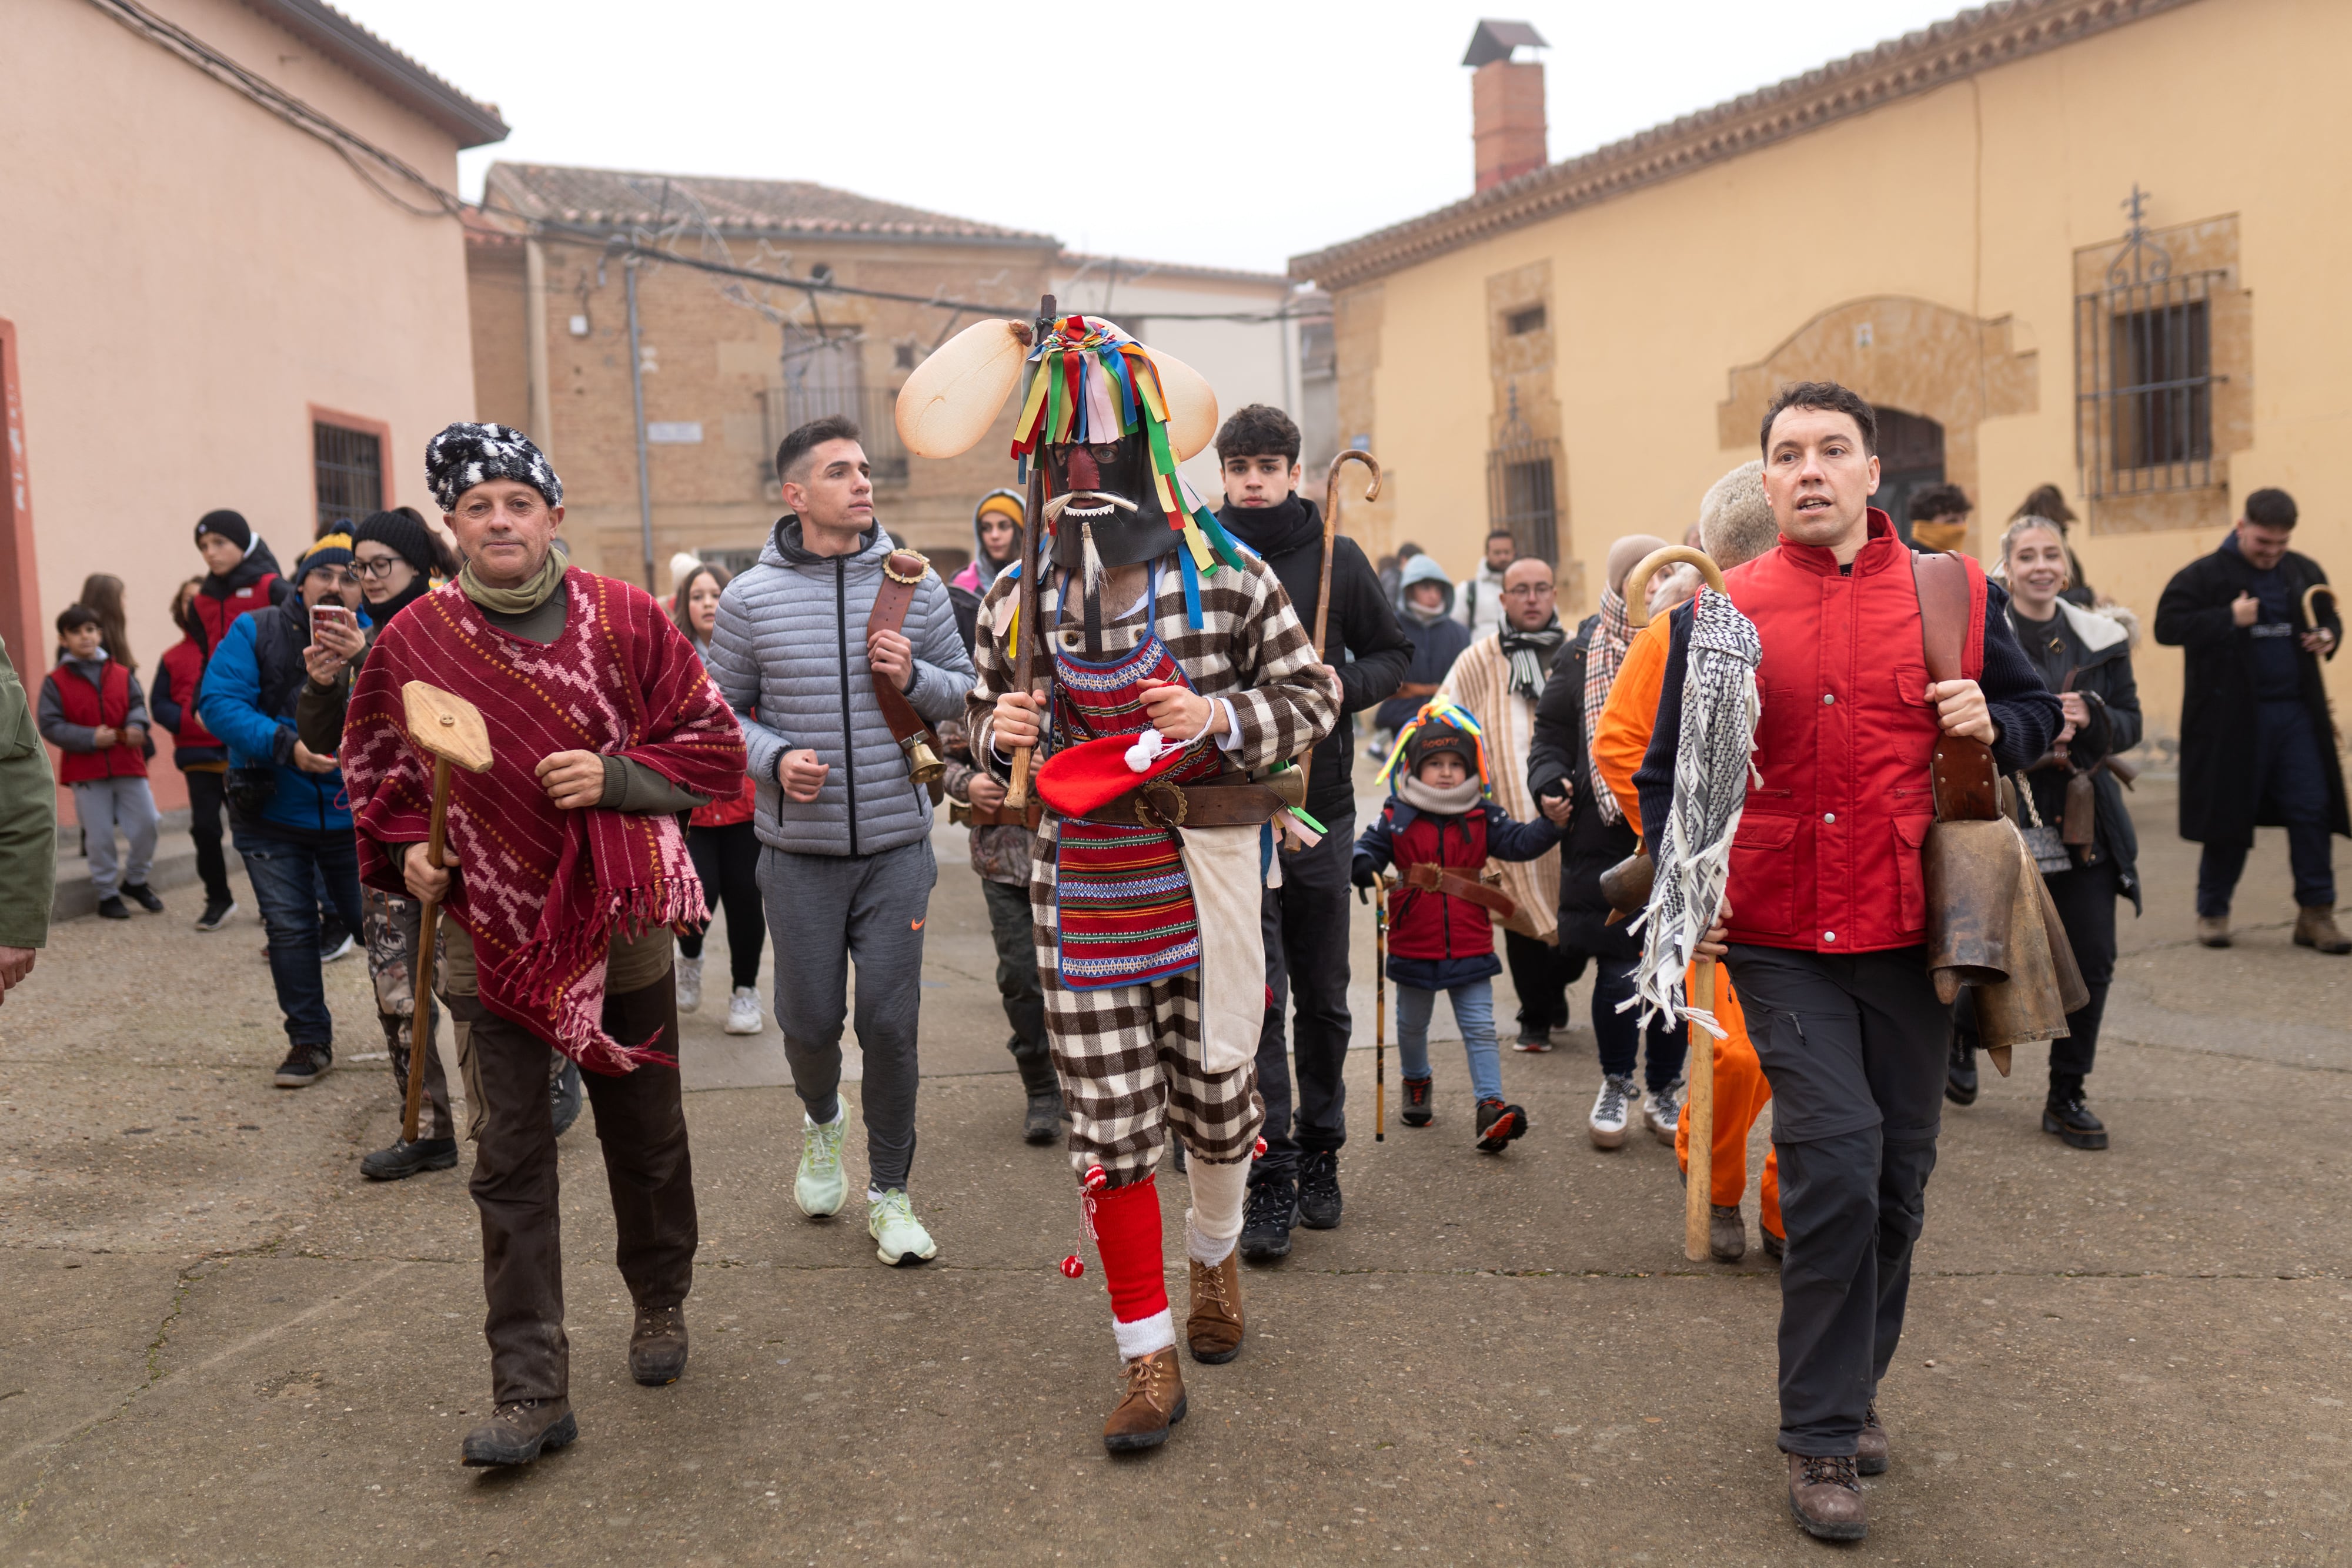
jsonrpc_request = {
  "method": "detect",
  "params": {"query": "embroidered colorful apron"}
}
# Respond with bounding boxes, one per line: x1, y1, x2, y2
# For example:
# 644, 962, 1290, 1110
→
1049, 566, 1224, 991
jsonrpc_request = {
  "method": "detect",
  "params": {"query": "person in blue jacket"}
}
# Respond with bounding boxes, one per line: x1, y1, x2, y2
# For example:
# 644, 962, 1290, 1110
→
201, 533, 368, 1088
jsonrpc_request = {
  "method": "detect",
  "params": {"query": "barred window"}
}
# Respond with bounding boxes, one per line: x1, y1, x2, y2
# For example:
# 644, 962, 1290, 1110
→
313, 421, 382, 531
1485, 384, 1560, 563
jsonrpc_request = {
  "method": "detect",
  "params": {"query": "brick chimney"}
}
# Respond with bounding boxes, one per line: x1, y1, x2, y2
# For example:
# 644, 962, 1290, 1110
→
1464, 20, 1549, 193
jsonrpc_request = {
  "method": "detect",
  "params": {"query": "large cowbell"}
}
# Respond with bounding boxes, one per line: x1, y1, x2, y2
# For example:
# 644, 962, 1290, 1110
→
1044, 433, 1184, 570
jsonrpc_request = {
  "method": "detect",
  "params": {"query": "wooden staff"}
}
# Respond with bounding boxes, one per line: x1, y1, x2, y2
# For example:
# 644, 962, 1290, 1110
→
1297, 449, 1381, 794
1372, 873, 1392, 1142
397, 682, 493, 1144
1002, 292, 1058, 811
1623, 544, 1730, 1265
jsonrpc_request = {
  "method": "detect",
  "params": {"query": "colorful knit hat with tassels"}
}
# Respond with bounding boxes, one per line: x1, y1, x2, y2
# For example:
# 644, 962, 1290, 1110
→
1378, 697, 1492, 794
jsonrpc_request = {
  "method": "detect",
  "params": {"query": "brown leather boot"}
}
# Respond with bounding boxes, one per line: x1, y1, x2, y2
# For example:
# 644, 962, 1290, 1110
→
1708, 1204, 1746, 1263
1785, 1452, 1866, 1540
1102, 1346, 1186, 1453
2195, 915, 2231, 948
2295, 906, 2352, 954
629, 1304, 689, 1386
1187, 1252, 1245, 1364
1856, 1404, 1890, 1475
461, 1398, 578, 1467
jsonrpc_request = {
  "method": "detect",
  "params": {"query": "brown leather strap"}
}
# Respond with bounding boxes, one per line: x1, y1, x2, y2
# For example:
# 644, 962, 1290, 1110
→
1402, 860, 1519, 920
1913, 553, 1998, 823
1078, 772, 1288, 829
867, 550, 937, 758
958, 798, 1044, 830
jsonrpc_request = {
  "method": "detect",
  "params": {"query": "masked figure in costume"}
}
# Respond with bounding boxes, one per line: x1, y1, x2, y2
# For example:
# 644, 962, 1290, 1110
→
900, 313, 1336, 1452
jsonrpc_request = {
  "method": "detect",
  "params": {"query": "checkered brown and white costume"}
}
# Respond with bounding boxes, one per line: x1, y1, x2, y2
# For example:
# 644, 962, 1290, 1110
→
967, 553, 1337, 1181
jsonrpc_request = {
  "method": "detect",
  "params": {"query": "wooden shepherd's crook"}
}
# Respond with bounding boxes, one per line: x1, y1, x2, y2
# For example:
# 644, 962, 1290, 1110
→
1299, 448, 1381, 794
1623, 544, 1731, 1265
397, 681, 495, 1144
1002, 292, 1059, 813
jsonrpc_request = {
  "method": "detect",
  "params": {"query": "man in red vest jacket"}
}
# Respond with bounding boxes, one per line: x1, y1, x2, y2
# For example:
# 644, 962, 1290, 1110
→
1638, 382, 2059, 1541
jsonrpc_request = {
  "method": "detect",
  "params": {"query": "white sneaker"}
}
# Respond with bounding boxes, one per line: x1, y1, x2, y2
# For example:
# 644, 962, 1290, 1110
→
795, 1108, 848, 1218
1645, 1079, 1683, 1145
867, 1188, 938, 1266
1589, 1074, 1635, 1150
723, 986, 762, 1035
675, 955, 704, 1013
320, 934, 357, 964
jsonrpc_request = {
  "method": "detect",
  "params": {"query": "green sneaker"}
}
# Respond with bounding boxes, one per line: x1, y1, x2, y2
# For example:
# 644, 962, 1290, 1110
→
867, 1188, 937, 1266
794, 1108, 848, 1218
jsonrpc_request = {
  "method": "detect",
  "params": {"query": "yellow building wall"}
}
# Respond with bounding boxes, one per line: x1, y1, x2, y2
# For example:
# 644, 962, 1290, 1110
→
1345, 0, 2350, 755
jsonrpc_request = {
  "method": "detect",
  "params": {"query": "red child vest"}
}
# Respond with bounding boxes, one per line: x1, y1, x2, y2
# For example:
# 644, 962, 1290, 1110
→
1384, 806, 1495, 963
52, 659, 148, 783
1720, 511, 1984, 954
192, 573, 278, 656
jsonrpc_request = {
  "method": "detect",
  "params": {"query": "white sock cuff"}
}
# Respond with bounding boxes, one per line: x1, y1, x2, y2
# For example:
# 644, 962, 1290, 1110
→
1185, 1221, 1235, 1267
1112, 1308, 1176, 1360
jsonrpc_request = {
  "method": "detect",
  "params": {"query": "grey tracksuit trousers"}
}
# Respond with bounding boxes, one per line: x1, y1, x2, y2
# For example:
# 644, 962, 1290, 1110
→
759, 839, 936, 1192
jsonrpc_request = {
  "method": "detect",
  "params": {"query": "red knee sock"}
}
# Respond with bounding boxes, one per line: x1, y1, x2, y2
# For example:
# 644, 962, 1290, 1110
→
1088, 1174, 1173, 1358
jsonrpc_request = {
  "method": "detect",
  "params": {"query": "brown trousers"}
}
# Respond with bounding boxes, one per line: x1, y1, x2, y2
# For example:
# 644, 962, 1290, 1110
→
448, 973, 697, 1405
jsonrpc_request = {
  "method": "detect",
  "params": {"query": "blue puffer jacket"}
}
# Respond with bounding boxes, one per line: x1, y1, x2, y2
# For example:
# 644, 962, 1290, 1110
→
707, 518, 974, 857
198, 596, 355, 837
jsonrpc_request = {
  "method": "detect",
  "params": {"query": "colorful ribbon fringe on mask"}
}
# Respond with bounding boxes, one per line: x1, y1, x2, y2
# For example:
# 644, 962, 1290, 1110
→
1010, 315, 1245, 608
1375, 697, 1494, 794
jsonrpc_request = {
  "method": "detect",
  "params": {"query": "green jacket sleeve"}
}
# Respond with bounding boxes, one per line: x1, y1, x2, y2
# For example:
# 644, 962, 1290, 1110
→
0, 635, 58, 948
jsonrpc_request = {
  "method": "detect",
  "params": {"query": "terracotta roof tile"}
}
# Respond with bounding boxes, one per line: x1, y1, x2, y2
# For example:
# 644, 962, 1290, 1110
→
483, 163, 1054, 244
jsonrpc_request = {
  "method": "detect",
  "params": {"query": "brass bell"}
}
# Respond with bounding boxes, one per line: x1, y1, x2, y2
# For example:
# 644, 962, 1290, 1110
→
904, 734, 945, 785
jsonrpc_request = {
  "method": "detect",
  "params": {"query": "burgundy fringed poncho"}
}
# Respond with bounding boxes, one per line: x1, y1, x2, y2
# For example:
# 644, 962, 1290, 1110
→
342, 569, 747, 1072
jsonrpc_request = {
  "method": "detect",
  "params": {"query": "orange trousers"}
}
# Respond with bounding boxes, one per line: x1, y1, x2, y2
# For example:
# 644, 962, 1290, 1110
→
1673, 963, 1782, 1238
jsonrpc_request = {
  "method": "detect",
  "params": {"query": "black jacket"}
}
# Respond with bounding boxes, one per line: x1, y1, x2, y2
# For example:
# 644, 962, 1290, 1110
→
1525, 616, 1643, 959
2006, 600, 2144, 912
2153, 540, 2347, 845
1217, 496, 1412, 827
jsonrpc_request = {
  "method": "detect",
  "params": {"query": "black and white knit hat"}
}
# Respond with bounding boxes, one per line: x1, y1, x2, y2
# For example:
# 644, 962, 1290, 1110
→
423, 422, 563, 513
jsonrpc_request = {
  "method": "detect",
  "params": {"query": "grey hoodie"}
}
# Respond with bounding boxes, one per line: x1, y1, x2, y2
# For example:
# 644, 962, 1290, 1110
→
707, 517, 975, 857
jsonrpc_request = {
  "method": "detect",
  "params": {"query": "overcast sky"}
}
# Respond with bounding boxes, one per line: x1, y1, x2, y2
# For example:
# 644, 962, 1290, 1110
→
335, 0, 1969, 275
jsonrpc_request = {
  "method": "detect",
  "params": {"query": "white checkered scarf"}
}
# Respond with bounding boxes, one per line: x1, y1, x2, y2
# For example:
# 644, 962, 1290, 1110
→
1623, 587, 1762, 1041
1581, 588, 1635, 824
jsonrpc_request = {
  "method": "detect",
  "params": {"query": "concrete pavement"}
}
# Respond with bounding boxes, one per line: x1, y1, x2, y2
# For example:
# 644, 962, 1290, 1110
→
3, 780, 2348, 1564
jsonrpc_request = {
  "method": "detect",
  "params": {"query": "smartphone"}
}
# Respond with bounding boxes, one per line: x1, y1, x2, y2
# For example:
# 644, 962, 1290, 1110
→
309, 603, 356, 638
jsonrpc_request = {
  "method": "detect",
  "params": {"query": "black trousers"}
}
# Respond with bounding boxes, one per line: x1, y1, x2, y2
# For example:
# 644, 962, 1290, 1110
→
183, 767, 232, 905
1955, 857, 2120, 1082
1253, 810, 1354, 1184
1725, 944, 1949, 1458
2196, 698, 2337, 914
453, 975, 697, 1405
1503, 928, 1581, 1037
981, 877, 1048, 1064
678, 819, 766, 991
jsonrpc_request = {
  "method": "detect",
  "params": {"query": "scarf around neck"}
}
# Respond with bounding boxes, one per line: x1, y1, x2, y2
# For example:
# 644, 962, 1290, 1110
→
1498, 614, 1566, 699
1396, 771, 1485, 817
1582, 588, 1635, 825
459, 542, 568, 615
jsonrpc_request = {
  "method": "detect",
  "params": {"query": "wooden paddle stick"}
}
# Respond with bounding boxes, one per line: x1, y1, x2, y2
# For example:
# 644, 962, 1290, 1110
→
1297, 449, 1381, 794
398, 681, 493, 1144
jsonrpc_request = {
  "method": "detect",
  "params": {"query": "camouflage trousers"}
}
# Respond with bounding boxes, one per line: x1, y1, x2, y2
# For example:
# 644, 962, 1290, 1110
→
363, 887, 455, 1142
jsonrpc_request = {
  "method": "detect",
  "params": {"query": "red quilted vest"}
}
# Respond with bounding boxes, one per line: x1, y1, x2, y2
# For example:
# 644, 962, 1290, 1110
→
1720, 511, 1984, 954
192, 573, 277, 655
52, 658, 148, 783
158, 634, 224, 751
1384, 804, 1495, 963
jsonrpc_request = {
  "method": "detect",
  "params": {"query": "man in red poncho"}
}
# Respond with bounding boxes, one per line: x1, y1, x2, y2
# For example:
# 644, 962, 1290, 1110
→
342, 423, 746, 1468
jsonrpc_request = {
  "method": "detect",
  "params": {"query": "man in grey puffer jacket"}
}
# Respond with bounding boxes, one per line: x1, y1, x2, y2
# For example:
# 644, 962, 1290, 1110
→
707, 416, 975, 1266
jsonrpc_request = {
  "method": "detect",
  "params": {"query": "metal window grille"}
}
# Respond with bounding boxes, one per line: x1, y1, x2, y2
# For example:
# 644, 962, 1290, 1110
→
760, 326, 908, 487
2074, 189, 2223, 499
313, 422, 382, 530
1485, 385, 1560, 563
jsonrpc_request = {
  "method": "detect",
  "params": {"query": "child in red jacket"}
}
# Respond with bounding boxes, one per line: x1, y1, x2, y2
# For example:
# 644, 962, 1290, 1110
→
38, 606, 162, 920
1354, 703, 1561, 1152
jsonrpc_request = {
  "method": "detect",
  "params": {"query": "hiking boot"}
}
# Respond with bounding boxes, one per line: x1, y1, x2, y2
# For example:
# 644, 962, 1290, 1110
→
1474, 1098, 1529, 1154
1709, 1203, 1746, 1263
2043, 1080, 2110, 1150
1763, 1227, 1785, 1262
1237, 1178, 1297, 1264
122, 883, 165, 914
795, 1108, 848, 1218
360, 1136, 457, 1181
1399, 1076, 1434, 1127
1589, 1075, 1635, 1149
1186, 1252, 1245, 1365
629, 1305, 689, 1385
195, 897, 238, 932
1644, 1079, 1682, 1144
724, 987, 763, 1035
273, 1044, 331, 1088
1102, 1347, 1186, 1453
462, 1398, 578, 1467
1857, 1404, 1890, 1476
1297, 1150, 1342, 1231
550, 1059, 583, 1138
96, 895, 129, 921
867, 1188, 938, 1266
1945, 1036, 1979, 1106
2195, 914, 2231, 948
1785, 1452, 1866, 1540
1015, 1046, 1063, 1145
2295, 905, 2352, 954
674, 955, 704, 1013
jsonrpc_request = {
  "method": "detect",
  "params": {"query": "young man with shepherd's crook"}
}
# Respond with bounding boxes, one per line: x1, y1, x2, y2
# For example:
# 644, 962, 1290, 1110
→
342, 425, 746, 1467
1637, 383, 2059, 1539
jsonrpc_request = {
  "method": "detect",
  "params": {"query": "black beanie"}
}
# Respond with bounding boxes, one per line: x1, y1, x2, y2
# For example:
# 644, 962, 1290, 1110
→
196, 509, 252, 551
353, 509, 441, 578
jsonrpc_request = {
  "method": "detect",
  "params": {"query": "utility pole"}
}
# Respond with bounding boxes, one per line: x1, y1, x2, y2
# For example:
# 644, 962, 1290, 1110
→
624, 256, 657, 591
